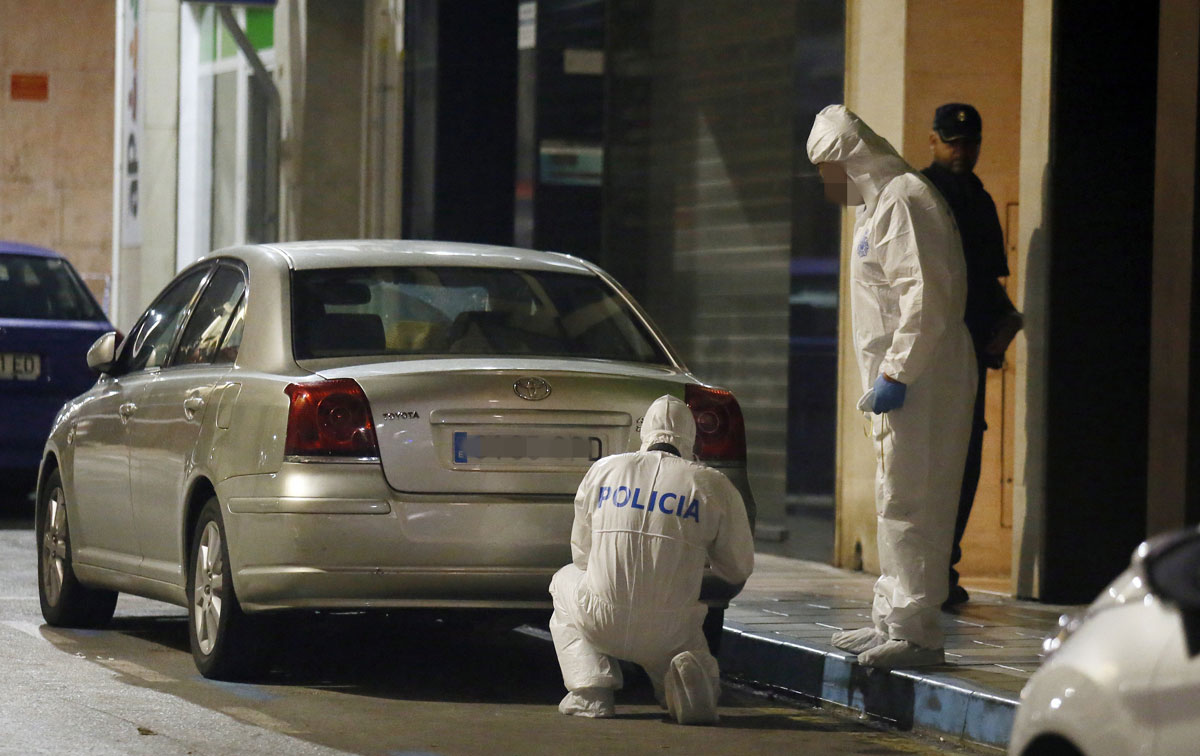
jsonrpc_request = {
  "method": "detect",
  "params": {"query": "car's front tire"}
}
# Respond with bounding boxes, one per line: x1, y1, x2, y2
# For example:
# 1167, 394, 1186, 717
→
37, 469, 118, 627
187, 496, 271, 680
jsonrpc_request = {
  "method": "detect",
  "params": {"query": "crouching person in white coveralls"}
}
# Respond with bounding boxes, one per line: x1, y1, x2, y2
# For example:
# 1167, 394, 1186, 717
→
549, 394, 755, 725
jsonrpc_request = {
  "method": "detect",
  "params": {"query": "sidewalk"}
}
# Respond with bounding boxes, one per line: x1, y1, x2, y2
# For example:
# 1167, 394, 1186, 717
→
720, 553, 1080, 751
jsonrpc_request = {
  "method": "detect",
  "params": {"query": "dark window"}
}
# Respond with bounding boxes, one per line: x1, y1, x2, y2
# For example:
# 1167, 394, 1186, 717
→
292, 266, 669, 364
174, 266, 247, 366
0, 254, 106, 321
215, 293, 246, 365
120, 267, 210, 374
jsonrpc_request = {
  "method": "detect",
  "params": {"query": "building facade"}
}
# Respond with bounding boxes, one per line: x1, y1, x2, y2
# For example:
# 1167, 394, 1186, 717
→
3, 0, 1196, 603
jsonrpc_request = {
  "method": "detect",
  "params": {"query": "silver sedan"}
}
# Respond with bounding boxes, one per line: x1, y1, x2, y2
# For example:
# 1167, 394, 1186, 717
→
36, 240, 756, 679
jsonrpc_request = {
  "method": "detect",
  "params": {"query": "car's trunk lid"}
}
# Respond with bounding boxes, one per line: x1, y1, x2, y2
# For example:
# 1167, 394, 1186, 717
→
314, 357, 688, 495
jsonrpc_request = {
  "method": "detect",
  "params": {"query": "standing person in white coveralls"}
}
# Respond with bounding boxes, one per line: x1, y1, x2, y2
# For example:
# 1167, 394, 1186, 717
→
549, 395, 754, 724
808, 105, 976, 669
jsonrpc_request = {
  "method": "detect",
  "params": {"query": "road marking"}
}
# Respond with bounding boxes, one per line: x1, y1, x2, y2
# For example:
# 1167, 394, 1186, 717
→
995, 663, 1029, 673
222, 706, 304, 735
99, 658, 175, 683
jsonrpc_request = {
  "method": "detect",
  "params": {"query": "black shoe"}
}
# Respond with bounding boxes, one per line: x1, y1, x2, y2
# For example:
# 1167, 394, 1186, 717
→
942, 584, 969, 609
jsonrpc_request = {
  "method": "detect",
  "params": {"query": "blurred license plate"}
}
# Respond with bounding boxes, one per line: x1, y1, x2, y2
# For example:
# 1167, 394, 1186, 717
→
0, 352, 40, 381
453, 431, 601, 464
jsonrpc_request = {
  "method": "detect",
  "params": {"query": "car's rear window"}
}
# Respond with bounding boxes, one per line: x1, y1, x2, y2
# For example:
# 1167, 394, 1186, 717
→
0, 254, 106, 321
292, 266, 670, 364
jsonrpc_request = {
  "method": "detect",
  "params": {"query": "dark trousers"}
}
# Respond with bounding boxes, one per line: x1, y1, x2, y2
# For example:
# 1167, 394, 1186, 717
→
949, 359, 988, 588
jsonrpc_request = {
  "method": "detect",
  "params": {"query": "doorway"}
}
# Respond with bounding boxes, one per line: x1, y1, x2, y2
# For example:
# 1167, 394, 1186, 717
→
901, 0, 1025, 592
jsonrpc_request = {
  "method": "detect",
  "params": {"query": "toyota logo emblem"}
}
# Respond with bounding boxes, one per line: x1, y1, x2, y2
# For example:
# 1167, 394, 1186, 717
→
514, 377, 551, 401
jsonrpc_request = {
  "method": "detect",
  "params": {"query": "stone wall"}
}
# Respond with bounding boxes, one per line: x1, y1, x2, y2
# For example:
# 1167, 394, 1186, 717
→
0, 0, 115, 310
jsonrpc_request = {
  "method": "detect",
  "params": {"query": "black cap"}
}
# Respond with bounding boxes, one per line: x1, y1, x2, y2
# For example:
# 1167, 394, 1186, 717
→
933, 103, 982, 142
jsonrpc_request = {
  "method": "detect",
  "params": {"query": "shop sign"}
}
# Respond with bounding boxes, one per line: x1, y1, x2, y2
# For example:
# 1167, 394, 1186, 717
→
118, 0, 144, 246
538, 141, 603, 186
10, 73, 49, 101
518, 2, 536, 50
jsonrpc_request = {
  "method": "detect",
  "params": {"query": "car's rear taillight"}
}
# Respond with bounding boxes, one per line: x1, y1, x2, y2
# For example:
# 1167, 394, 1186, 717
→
685, 383, 746, 462
284, 379, 380, 458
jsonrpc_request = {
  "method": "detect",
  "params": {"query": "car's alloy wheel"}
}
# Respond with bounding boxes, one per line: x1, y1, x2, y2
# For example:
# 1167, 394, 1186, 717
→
36, 469, 118, 627
187, 497, 270, 680
42, 485, 68, 606
192, 519, 225, 656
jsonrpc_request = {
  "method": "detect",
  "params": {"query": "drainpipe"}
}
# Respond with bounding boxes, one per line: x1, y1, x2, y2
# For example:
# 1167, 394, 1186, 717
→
217, 6, 280, 242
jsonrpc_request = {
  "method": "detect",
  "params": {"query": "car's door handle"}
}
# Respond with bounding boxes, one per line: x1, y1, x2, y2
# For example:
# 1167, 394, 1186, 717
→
183, 395, 206, 420
118, 402, 137, 424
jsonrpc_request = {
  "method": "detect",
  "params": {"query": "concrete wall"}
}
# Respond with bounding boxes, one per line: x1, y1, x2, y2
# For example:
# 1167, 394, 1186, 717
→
0, 0, 115, 310
1011, 0, 1052, 597
116, 0, 180, 329
297, 1, 364, 239
838, 0, 907, 572
1148, 0, 1200, 536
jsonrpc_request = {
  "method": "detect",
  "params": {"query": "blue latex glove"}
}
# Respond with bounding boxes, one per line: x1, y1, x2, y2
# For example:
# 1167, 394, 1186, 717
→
872, 374, 906, 414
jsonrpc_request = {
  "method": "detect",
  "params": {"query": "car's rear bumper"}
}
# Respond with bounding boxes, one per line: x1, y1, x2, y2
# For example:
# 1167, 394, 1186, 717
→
219, 462, 572, 611
234, 566, 561, 612
217, 462, 744, 612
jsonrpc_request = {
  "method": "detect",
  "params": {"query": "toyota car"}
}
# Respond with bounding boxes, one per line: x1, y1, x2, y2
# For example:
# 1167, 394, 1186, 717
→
35, 240, 755, 679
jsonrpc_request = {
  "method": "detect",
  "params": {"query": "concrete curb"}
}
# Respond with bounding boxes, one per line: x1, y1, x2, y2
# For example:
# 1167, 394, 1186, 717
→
720, 622, 1018, 750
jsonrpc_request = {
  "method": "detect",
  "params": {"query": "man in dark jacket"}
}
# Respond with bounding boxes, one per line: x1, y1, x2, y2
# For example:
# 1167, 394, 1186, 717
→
921, 103, 1023, 607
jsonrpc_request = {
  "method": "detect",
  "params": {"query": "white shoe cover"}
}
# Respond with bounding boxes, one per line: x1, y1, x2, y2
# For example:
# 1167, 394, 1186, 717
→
558, 688, 615, 718
857, 640, 944, 669
665, 652, 719, 725
831, 627, 887, 654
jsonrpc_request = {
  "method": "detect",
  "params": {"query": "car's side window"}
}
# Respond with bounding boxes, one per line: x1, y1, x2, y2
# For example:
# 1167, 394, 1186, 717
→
122, 267, 211, 374
214, 293, 246, 364
173, 266, 247, 366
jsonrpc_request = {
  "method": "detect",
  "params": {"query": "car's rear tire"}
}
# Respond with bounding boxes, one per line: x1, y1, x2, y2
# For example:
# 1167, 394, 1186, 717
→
703, 607, 725, 657
37, 469, 118, 627
187, 497, 271, 680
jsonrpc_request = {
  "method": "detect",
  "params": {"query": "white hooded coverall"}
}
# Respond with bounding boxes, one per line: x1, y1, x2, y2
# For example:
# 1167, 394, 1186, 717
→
549, 395, 755, 715
807, 105, 976, 650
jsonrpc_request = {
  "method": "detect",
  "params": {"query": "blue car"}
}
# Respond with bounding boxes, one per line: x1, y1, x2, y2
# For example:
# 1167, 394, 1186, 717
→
0, 242, 112, 496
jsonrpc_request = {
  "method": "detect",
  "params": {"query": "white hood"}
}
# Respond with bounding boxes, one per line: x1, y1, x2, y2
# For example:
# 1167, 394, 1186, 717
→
639, 395, 696, 461
806, 104, 913, 213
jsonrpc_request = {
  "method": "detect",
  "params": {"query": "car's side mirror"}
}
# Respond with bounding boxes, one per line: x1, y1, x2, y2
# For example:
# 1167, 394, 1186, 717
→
1144, 527, 1200, 657
86, 331, 119, 374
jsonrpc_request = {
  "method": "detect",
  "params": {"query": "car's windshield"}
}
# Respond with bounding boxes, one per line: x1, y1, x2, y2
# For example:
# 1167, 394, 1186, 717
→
292, 266, 671, 365
0, 254, 106, 321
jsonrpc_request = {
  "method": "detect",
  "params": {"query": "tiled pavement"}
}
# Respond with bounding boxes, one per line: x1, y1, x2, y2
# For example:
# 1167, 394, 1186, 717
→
719, 554, 1081, 751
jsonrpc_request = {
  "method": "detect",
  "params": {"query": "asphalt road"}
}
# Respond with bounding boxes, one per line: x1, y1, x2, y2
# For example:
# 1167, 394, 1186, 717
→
0, 492, 984, 756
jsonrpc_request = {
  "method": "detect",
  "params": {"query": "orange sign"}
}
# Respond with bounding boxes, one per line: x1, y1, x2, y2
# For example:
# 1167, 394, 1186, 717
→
10, 73, 49, 101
